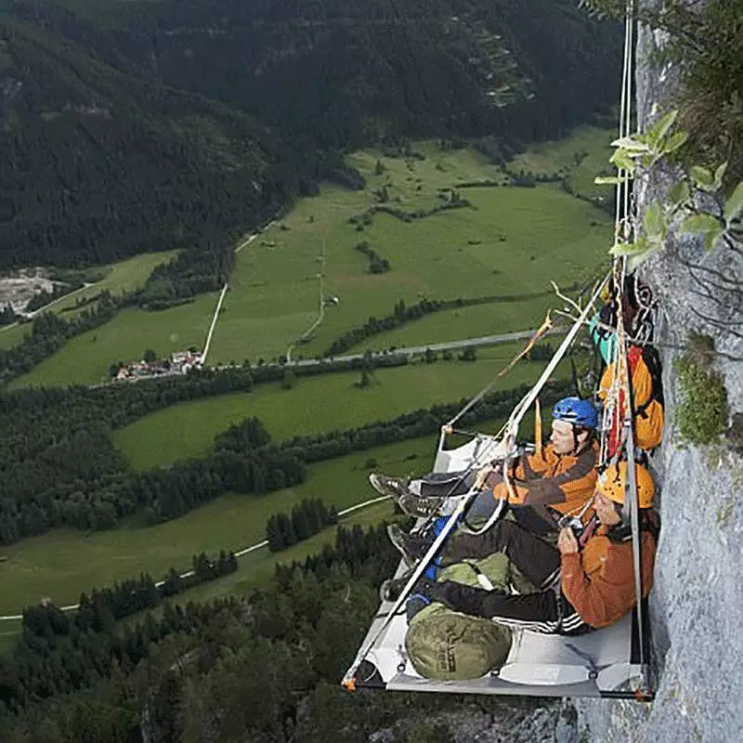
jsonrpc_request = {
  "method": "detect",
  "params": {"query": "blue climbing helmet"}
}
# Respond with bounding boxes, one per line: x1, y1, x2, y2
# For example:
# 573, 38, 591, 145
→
552, 397, 599, 429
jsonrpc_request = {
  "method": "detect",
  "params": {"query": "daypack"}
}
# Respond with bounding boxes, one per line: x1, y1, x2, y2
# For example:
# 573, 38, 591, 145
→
598, 344, 664, 453
404, 552, 531, 681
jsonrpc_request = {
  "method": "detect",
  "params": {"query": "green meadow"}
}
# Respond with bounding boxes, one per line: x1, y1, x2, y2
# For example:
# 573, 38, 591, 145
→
0, 624, 19, 654
508, 124, 615, 203
0, 323, 27, 350
0, 251, 179, 352
8, 292, 217, 389
0, 499, 397, 654
4, 130, 612, 386
354, 302, 553, 353
208, 137, 612, 365
0, 126, 612, 641
55, 250, 180, 314
113, 343, 557, 470
0, 434, 432, 616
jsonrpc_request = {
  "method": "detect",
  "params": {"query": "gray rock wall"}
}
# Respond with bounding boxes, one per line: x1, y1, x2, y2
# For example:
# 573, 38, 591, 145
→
578, 11, 743, 743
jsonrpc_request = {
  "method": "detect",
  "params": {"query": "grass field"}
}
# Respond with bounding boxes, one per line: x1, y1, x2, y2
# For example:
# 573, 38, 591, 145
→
113, 342, 560, 470
0, 323, 26, 350
352, 294, 557, 354
0, 434, 436, 616
0, 127, 611, 647
0, 623, 20, 654
0, 251, 179, 352
8, 292, 218, 389
0, 499, 398, 655
207, 137, 612, 365
508, 124, 615, 203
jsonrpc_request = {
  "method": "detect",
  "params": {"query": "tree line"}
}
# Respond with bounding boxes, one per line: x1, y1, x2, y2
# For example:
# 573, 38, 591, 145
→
23, 548, 238, 643
348, 191, 473, 232
266, 498, 339, 552
1, 246, 232, 384
3, 541, 239, 719
0, 303, 18, 326
323, 292, 550, 356
1, 513, 558, 743
353, 241, 391, 274
24, 278, 85, 313
0, 292, 123, 386
0, 356, 419, 545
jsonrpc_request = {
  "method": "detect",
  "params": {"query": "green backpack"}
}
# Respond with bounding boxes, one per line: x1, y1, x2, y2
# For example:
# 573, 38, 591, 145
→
404, 552, 534, 681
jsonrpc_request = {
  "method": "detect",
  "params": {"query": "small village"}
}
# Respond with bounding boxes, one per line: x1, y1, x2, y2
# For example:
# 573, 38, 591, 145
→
114, 350, 203, 382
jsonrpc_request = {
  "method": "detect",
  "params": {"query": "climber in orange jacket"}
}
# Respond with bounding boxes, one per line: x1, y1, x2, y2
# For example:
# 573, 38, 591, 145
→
382, 462, 659, 635
370, 397, 600, 535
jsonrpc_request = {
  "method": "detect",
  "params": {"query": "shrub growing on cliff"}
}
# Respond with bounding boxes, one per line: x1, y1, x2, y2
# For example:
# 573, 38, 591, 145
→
675, 332, 728, 445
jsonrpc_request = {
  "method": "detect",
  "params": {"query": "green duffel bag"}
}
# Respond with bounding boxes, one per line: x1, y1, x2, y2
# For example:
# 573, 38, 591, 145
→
404, 552, 517, 681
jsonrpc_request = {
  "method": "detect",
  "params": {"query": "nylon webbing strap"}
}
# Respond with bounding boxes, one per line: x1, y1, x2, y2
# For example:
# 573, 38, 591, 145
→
505, 275, 609, 437
624, 410, 649, 691
615, 0, 650, 695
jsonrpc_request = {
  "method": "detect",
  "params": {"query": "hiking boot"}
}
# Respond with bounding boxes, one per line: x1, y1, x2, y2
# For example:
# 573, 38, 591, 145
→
369, 473, 443, 517
396, 491, 443, 518
380, 572, 412, 602
369, 473, 410, 499
379, 574, 438, 603
387, 524, 433, 568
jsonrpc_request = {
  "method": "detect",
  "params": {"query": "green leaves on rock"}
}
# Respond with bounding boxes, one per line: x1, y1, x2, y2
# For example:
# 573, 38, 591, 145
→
723, 182, 743, 226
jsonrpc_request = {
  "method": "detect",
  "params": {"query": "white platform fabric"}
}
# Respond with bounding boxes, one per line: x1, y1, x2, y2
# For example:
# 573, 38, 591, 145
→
347, 437, 645, 697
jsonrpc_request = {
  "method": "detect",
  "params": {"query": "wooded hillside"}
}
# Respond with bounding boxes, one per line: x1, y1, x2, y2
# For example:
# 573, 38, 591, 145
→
1, 0, 620, 269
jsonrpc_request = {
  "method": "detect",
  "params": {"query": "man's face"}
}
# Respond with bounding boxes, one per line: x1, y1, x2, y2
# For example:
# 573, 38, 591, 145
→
550, 419, 577, 455
594, 491, 622, 526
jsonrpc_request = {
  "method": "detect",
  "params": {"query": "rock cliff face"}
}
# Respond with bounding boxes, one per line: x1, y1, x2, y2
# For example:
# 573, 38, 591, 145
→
577, 16, 743, 743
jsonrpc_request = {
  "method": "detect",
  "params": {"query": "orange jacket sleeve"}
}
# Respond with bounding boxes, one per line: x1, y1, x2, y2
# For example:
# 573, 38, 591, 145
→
561, 533, 656, 629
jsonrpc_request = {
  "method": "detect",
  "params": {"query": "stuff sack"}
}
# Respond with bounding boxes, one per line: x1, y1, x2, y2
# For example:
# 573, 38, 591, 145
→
405, 553, 519, 681
598, 345, 664, 453
634, 396, 664, 451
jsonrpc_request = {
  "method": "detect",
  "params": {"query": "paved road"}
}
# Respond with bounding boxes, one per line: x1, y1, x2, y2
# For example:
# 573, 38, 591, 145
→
286, 326, 565, 367
201, 282, 229, 365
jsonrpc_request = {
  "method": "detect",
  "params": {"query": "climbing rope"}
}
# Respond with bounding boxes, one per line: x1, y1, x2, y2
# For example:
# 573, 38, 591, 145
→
604, 0, 652, 697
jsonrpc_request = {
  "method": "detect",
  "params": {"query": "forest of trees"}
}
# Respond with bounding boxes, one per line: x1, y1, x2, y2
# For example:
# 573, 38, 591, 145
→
353, 241, 391, 274
0, 1, 297, 271
0, 303, 18, 326
0, 522, 415, 741
0, 518, 558, 742
266, 498, 339, 552
0, 292, 122, 385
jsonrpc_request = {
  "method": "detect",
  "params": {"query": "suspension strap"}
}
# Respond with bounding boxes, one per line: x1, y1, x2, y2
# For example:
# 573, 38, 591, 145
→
535, 396, 543, 460
505, 275, 609, 440
624, 409, 650, 692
